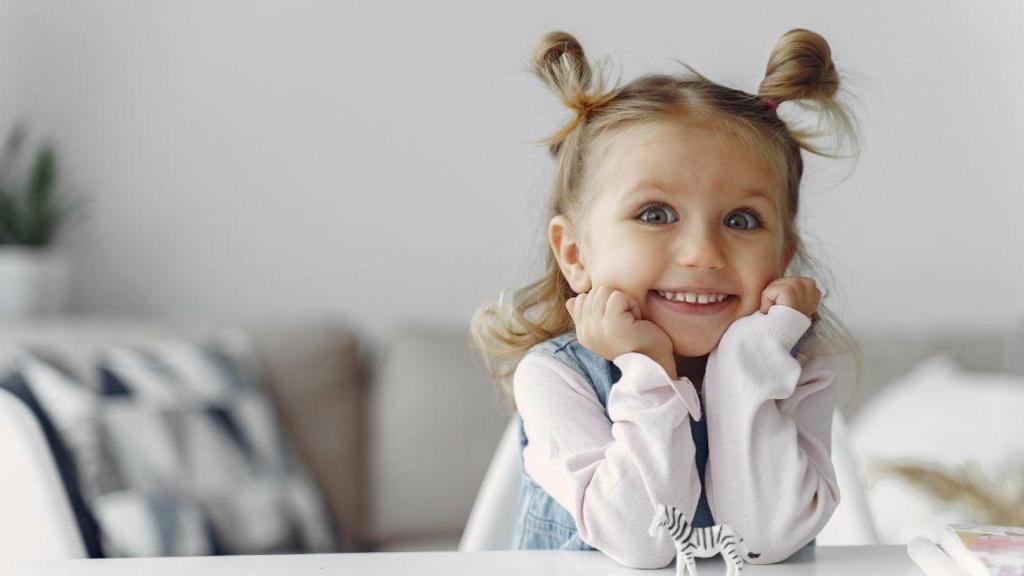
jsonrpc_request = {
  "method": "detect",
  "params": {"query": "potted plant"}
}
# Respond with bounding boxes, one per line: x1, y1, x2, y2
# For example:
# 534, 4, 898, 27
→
0, 125, 80, 320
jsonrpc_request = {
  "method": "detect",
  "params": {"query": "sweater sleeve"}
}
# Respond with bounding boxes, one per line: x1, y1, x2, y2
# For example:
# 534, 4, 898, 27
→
512, 350, 704, 569
702, 304, 843, 564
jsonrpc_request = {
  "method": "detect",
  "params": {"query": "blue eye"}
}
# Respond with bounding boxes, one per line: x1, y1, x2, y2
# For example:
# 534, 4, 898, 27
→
638, 204, 678, 225
637, 204, 767, 229
725, 210, 766, 230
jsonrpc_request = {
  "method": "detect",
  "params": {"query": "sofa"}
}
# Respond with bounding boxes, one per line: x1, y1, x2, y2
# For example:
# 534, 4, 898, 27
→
0, 314, 1021, 555
0, 316, 509, 555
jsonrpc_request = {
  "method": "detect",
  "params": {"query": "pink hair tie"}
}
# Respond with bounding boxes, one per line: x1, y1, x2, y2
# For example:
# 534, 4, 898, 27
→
762, 98, 779, 112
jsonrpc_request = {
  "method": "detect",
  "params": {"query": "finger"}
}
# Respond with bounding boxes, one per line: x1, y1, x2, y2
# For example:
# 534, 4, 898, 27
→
799, 277, 819, 294
590, 285, 612, 319
574, 293, 587, 322
809, 284, 822, 303
581, 289, 596, 319
760, 287, 777, 314
583, 286, 606, 319
780, 285, 799, 308
565, 297, 576, 319
606, 290, 636, 320
625, 294, 642, 320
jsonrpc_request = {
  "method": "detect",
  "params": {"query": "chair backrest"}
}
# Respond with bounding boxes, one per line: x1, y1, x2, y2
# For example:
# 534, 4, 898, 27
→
458, 417, 520, 551
0, 390, 87, 559
817, 410, 880, 545
459, 410, 879, 551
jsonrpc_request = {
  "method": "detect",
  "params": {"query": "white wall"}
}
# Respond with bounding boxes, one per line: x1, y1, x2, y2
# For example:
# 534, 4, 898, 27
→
1, 1, 1022, 341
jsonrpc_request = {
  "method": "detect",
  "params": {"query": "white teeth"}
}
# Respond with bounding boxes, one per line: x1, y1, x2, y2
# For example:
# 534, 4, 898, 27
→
658, 291, 729, 304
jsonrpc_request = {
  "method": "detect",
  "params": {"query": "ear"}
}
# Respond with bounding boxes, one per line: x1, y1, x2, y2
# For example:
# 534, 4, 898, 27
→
549, 215, 592, 293
781, 237, 798, 274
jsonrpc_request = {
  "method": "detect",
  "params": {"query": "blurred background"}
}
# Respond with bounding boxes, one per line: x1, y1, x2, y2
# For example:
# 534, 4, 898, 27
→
0, 0, 1022, 560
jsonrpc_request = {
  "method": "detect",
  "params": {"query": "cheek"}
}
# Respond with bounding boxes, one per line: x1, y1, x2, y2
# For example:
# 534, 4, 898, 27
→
737, 253, 784, 299
592, 236, 664, 284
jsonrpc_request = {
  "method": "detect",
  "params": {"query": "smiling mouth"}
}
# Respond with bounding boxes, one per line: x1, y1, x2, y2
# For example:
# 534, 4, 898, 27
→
650, 290, 737, 315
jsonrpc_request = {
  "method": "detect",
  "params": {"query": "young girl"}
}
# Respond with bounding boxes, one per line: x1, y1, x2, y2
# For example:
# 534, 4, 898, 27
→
471, 29, 862, 568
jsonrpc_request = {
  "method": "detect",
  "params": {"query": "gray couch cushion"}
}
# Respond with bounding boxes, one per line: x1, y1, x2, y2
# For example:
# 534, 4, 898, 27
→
246, 320, 372, 551
365, 322, 507, 548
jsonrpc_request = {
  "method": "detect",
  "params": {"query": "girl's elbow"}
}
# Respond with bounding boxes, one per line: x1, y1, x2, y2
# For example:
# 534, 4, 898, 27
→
576, 496, 677, 569
743, 496, 840, 565
744, 536, 817, 565
745, 548, 793, 565
738, 526, 810, 565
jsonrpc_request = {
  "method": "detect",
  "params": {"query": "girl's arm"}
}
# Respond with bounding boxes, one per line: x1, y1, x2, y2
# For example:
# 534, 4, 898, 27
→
513, 350, 703, 569
702, 304, 844, 565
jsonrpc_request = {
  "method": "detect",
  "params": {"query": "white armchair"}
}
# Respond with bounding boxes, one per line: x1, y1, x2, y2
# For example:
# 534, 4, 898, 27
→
0, 391, 86, 559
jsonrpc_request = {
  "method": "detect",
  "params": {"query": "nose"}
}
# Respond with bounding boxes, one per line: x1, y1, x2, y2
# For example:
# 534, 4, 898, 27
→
676, 223, 726, 270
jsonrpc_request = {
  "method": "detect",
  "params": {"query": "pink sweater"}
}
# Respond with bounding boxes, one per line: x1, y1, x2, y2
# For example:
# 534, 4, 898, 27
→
513, 305, 844, 567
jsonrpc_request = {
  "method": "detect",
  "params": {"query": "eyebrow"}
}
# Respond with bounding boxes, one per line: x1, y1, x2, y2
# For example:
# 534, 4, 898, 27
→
741, 189, 778, 212
741, 189, 773, 201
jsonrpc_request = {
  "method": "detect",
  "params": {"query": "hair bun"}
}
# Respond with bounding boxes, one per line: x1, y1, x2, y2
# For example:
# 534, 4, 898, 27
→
532, 31, 620, 155
532, 31, 593, 96
759, 28, 839, 105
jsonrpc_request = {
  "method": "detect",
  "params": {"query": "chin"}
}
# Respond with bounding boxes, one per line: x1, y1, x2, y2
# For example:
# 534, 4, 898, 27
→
671, 338, 718, 358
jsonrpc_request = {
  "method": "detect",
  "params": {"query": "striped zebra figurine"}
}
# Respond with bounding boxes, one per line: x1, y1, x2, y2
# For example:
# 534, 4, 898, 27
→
648, 503, 759, 576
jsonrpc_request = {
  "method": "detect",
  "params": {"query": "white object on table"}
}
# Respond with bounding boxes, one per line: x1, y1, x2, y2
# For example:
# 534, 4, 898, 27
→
907, 536, 968, 576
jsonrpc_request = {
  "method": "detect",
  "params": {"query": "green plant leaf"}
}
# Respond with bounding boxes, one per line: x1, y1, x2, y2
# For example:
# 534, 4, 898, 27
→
0, 128, 78, 246
0, 186, 21, 243
28, 146, 56, 206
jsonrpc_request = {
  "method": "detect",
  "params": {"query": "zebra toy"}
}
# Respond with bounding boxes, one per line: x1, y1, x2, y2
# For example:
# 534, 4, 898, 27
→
648, 503, 760, 576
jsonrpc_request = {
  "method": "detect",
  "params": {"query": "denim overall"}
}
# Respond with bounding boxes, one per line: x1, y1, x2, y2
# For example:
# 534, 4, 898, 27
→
511, 329, 817, 553
511, 331, 715, 550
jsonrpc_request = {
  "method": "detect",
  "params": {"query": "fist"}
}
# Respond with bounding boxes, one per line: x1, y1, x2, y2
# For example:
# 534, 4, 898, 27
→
759, 276, 821, 318
565, 285, 676, 377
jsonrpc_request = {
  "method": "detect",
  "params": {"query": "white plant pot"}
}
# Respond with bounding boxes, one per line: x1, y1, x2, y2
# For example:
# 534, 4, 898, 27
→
0, 246, 71, 320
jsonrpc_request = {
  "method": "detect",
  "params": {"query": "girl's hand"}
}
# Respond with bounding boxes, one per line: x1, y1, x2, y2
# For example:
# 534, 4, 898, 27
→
566, 285, 677, 378
759, 276, 821, 318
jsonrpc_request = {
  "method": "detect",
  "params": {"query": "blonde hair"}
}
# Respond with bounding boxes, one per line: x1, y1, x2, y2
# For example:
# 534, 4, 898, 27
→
472, 29, 864, 413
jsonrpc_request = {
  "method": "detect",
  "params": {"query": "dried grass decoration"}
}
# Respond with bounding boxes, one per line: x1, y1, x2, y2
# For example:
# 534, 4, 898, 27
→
868, 459, 1024, 526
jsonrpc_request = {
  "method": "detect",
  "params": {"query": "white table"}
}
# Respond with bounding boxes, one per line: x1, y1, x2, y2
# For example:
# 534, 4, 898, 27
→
3, 546, 921, 575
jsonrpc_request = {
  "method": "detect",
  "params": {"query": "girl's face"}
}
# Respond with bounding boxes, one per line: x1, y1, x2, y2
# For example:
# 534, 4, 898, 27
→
552, 118, 796, 358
